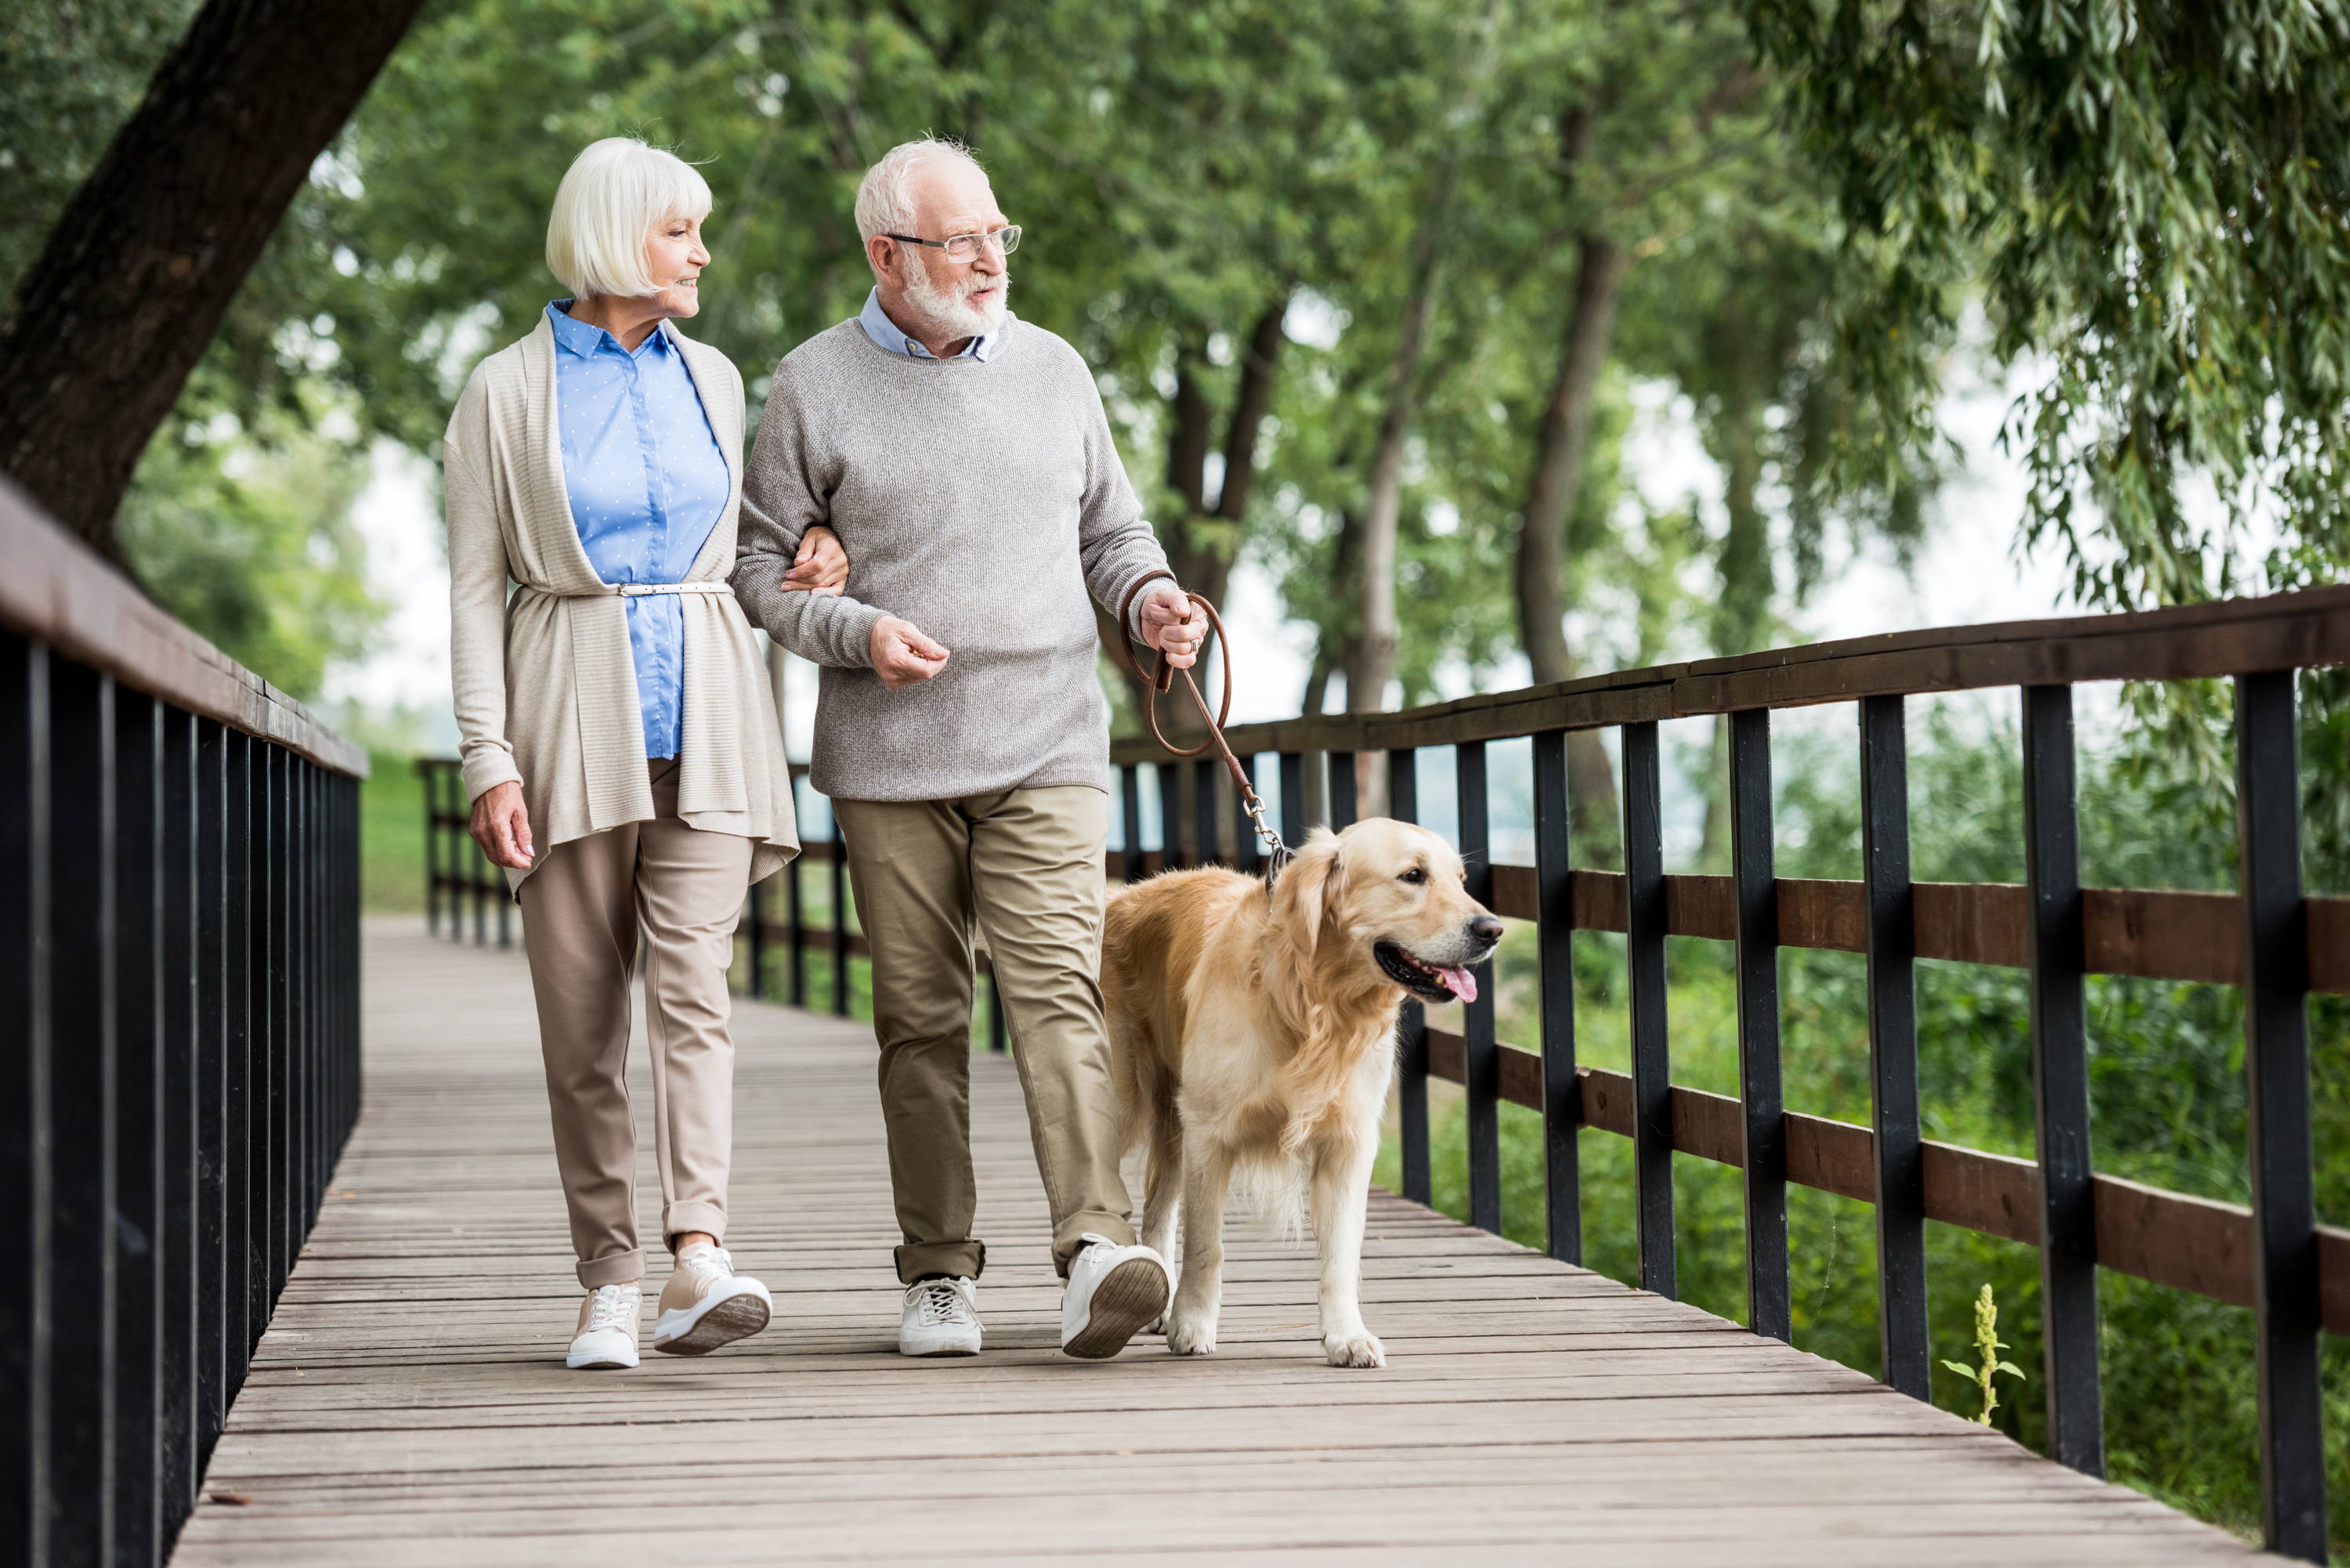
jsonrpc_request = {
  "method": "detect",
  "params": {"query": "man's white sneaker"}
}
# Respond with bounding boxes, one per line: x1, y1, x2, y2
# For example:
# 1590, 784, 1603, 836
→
651, 1244, 772, 1356
898, 1277, 982, 1357
1061, 1234, 1170, 1360
567, 1282, 641, 1371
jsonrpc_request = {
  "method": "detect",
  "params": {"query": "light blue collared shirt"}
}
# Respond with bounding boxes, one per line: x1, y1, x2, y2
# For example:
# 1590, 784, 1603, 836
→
546, 301, 729, 761
856, 286, 1002, 363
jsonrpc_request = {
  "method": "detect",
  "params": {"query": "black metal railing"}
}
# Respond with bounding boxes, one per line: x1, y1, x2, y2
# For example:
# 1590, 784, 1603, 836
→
1111, 586, 2347, 1563
1, 482, 364, 1568
417, 761, 1007, 1051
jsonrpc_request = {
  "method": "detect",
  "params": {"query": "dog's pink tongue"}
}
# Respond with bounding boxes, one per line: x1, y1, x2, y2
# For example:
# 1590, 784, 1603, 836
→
1438, 966, 1478, 1004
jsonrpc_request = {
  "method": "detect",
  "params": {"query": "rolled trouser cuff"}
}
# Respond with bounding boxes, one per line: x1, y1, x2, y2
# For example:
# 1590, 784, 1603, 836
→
577, 1247, 645, 1288
663, 1201, 728, 1252
895, 1239, 986, 1284
1052, 1212, 1135, 1278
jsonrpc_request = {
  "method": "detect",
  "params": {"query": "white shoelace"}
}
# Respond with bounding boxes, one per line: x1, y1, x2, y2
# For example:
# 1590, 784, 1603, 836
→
908, 1279, 977, 1328
584, 1284, 639, 1334
678, 1246, 735, 1284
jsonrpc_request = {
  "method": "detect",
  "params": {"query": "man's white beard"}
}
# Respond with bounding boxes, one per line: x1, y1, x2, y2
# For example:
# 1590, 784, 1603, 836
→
901, 260, 1008, 340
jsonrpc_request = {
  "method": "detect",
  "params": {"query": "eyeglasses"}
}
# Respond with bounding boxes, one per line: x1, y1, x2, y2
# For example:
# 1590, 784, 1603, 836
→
884, 225, 1021, 262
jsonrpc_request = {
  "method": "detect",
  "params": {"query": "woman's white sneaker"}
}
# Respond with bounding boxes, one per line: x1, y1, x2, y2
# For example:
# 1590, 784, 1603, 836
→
652, 1244, 773, 1356
899, 1277, 982, 1357
567, 1282, 642, 1370
1061, 1234, 1170, 1360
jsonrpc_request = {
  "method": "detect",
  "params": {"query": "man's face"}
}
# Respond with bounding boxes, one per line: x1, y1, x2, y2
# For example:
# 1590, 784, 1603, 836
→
887, 160, 1010, 337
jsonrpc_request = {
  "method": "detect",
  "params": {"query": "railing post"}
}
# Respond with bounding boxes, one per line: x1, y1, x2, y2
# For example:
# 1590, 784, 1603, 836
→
1, 634, 51, 1568
1458, 741, 1499, 1235
1329, 751, 1358, 830
418, 760, 437, 935
2232, 670, 2327, 1562
1622, 721, 1675, 1296
1156, 760, 1184, 870
158, 708, 197, 1529
193, 722, 226, 1470
1531, 728, 1579, 1264
111, 691, 162, 1568
1386, 749, 1429, 1206
829, 818, 851, 1018
1194, 756, 1220, 866
1278, 752, 1305, 847
786, 790, 808, 1008
1860, 694, 1928, 1398
985, 963, 1007, 1053
47, 658, 118, 1568
1730, 708, 1788, 1342
1121, 764, 1145, 883
2023, 684, 2102, 1472
1232, 755, 1262, 876
222, 733, 251, 1402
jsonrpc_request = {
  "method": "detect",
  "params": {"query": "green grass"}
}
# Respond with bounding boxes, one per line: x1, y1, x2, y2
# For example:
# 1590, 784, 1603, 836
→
1375, 928, 2350, 1559
361, 750, 428, 912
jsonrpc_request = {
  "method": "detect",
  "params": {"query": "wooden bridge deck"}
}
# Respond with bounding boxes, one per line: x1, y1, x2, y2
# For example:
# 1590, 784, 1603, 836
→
168, 917, 2269, 1566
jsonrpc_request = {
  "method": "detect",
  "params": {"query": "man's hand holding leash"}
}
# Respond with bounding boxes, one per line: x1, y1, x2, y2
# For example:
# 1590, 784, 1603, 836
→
1138, 581, 1206, 668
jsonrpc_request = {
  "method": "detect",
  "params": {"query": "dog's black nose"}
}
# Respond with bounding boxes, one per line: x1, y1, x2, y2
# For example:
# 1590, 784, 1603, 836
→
1468, 914, 1503, 945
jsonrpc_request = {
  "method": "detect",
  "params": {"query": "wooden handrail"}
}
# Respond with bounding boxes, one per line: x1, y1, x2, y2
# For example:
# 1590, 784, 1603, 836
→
1418, 1026, 2350, 1335
0, 475, 366, 777
1115, 581, 2350, 762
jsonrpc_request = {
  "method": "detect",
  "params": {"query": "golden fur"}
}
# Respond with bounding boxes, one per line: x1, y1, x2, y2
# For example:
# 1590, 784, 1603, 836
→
1101, 818, 1499, 1367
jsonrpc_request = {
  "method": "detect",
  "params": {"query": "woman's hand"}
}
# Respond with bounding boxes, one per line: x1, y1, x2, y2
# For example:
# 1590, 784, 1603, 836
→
470, 780, 535, 870
783, 525, 848, 595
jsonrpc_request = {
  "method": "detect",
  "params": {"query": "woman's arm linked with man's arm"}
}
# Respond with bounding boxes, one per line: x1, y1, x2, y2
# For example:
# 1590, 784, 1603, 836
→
730, 364, 949, 689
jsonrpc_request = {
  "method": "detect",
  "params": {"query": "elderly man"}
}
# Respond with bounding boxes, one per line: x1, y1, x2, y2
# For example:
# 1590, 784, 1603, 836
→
732, 139, 1206, 1360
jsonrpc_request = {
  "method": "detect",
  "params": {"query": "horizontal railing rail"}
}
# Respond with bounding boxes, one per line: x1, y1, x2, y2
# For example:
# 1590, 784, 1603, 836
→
0, 479, 365, 1568
417, 761, 1008, 1052
1108, 582, 2345, 1563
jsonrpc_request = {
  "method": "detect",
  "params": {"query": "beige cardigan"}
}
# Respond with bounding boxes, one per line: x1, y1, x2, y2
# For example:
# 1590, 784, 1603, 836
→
444, 313, 798, 888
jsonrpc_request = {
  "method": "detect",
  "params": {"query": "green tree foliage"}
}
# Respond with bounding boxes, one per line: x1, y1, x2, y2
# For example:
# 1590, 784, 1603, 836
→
1743, 0, 2350, 610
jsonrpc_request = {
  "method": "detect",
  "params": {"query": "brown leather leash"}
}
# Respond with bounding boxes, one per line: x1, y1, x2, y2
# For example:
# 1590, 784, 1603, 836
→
1114, 569, 1292, 877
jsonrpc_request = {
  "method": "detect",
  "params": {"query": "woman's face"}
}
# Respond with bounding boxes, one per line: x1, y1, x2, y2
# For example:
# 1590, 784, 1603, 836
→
642, 213, 710, 318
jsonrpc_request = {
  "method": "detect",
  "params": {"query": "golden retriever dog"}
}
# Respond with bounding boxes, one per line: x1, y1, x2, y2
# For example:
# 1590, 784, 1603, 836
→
1101, 818, 1501, 1368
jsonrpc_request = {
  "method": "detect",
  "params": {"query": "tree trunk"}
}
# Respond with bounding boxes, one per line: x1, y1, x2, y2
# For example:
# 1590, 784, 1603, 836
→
1512, 233, 1629, 859
1346, 236, 1442, 716
1516, 233, 1627, 688
0, 0, 430, 562
1697, 404, 1771, 868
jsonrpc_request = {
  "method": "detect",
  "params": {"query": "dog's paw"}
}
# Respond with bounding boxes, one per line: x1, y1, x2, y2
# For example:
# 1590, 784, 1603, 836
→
1165, 1313, 1218, 1357
1323, 1331, 1386, 1369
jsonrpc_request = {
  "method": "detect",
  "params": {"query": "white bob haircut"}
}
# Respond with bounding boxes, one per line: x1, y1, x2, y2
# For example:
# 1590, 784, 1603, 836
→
544, 137, 712, 301
854, 138, 985, 268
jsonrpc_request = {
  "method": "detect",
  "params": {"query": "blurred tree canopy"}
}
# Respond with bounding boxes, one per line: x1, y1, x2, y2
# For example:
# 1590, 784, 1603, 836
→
5, 0, 2343, 720
1744, 0, 2350, 611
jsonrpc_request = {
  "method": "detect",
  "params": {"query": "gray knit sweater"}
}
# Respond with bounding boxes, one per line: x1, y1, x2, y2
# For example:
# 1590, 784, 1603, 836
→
731, 317, 1173, 803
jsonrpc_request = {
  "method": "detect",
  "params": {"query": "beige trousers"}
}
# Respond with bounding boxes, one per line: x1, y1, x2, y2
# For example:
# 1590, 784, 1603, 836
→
518, 758, 752, 1286
833, 786, 1134, 1283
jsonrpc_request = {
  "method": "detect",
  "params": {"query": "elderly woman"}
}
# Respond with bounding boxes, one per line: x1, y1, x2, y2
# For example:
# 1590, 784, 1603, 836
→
446, 137, 844, 1371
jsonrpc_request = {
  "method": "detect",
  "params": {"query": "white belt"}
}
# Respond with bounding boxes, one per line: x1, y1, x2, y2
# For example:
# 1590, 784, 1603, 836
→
533, 580, 733, 598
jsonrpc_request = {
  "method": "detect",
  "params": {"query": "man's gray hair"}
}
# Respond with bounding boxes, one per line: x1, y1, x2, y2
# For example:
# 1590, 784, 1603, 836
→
855, 138, 985, 248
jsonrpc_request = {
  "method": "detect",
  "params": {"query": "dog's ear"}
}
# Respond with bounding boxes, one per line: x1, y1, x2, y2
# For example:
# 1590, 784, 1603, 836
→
1274, 829, 1346, 954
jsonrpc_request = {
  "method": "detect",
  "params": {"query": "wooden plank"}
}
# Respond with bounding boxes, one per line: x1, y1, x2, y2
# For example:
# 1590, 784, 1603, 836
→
172, 918, 2276, 1565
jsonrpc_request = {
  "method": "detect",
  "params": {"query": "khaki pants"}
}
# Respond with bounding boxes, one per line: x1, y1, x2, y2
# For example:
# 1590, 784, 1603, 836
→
518, 758, 752, 1287
833, 786, 1134, 1282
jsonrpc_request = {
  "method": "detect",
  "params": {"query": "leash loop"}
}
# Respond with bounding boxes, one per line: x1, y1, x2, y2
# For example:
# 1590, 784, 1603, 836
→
1114, 571, 1292, 876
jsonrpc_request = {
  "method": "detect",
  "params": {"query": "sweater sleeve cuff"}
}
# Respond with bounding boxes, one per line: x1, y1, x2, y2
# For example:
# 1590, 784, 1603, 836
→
461, 743, 522, 805
830, 599, 892, 668
1113, 569, 1176, 642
